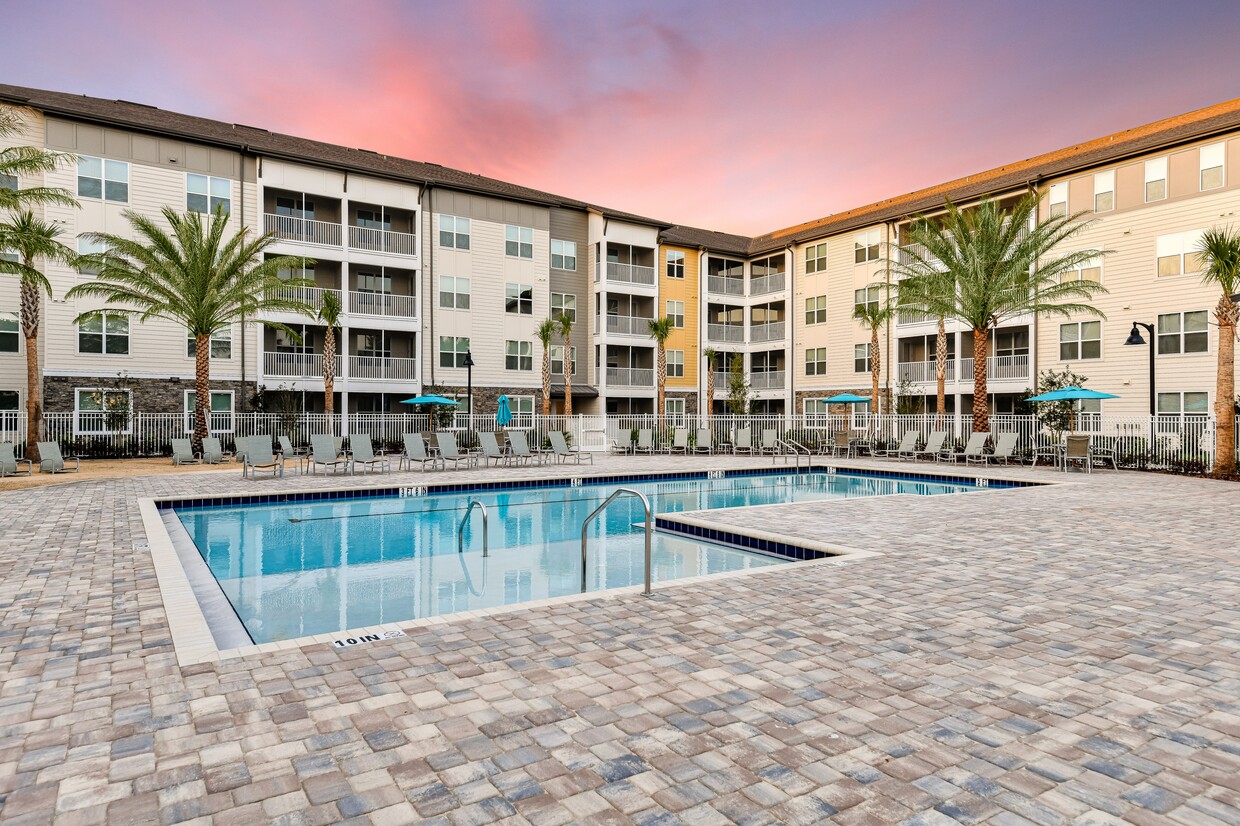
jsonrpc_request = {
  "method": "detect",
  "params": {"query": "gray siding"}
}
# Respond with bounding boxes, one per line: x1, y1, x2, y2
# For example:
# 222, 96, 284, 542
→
430, 189, 550, 232
549, 207, 590, 383
45, 117, 249, 180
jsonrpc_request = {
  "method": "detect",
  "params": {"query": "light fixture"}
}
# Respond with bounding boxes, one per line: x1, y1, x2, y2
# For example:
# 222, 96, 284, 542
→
1124, 323, 1146, 346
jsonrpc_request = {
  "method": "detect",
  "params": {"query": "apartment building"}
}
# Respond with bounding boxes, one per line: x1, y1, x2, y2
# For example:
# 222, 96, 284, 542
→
2, 81, 1240, 426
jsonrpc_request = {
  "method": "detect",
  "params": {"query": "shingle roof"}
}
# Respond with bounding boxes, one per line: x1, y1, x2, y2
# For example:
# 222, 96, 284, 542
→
658, 224, 752, 256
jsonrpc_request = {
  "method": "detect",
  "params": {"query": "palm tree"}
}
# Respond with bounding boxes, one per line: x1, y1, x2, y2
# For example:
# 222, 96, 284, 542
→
66, 206, 315, 451
891, 194, 1107, 432
535, 318, 557, 415
853, 297, 896, 414
893, 269, 954, 418
1195, 227, 1240, 476
557, 313, 574, 417
648, 316, 674, 430
319, 290, 341, 423
703, 346, 717, 420
2, 213, 77, 459
0, 107, 78, 213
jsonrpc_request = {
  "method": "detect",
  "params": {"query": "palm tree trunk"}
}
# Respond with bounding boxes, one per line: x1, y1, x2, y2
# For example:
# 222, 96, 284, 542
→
562, 335, 573, 417
19, 279, 41, 462
1213, 294, 1236, 475
193, 334, 210, 453
323, 327, 336, 428
870, 327, 881, 416
706, 368, 714, 422
935, 317, 947, 421
972, 327, 989, 433
656, 344, 666, 432
541, 351, 551, 415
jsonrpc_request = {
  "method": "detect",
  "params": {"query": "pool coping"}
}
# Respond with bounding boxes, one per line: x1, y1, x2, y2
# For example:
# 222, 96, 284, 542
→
140, 462, 1051, 666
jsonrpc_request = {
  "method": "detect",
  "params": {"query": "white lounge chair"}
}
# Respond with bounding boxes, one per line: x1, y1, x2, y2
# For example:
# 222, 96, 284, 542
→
911, 431, 947, 461
399, 433, 442, 472
669, 428, 689, 455
732, 428, 753, 455
242, 436, 285, 479
351, 434, 391, 474
435, 432, 478, 470
38, 442, 80, 474
478, 432, 509, 467
938, 432, 989, 463
693, 429, 713, 454
171, 438, 200, 466
201, 436, 232, 464
635, 429, 655, 454
988, 432, 1020, 465
872, 431, 918, 459
759, 429, 778, 455
508, 431, 548, 465
308, 434, 351, 475
549, 431, 593, 464
0, 442, 32, 477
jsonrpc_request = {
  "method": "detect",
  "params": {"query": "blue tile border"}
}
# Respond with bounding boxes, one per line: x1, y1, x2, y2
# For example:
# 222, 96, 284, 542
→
653, 517, 833, 561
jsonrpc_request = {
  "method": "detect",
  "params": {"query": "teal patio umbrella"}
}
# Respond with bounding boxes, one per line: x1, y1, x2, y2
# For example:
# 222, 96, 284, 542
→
496, 395, 513, 427
821, 393, 871, 405
400, 395, 460, 431
1025, 386, 1118, 432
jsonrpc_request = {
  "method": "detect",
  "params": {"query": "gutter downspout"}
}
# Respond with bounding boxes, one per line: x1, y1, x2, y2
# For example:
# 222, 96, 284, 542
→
697, 246, 707, 415
1027, 178, 1040, 396
785, 245, 794, 416
239, 150, 247, 410
884, 221, 894, 414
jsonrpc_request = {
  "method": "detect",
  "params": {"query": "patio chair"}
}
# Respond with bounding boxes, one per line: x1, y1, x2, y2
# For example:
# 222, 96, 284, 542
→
435, 432, 478, 470
242, 436, 285, 479
0, 442, 32, 477
635, 429, 655, 454
828, 432, 852, 458
37, 442, 80, 474
911, 431, 947, 461
669, 428, 690, 455
1064, 434, 1092, 473
733, 427, 753, 455
478, 431, 510, 467
609, 433, 634, 454
350, 434, 391, 474
988, 432, 1020, 465
549, 430, 593, 464
201, 437, 232, 464
938, 432, 989, 463
872, 431, 918, 459
308, 434, 351, 475
171, 438, 200, 466
277, 435, 309, 473
1032, 439, 1063, 469
693, 428, 713, 454
508, 431, 548, 465
1090, 439, 1118, 471
399, 433, 443, 472
759, 429, 778, 455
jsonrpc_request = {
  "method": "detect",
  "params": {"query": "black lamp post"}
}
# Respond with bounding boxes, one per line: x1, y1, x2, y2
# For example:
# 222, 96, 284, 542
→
463, 350, 475, 417
1123, 322, 1156, 416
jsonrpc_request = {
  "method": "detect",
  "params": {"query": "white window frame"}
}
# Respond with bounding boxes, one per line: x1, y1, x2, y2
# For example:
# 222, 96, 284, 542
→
551, 292, 576, 322
183, 389, 236, 433
505, 282, 533, 315
1059, 321, 1102, 361
805, 243, 827, 274
1156, 230, 1205, 278
1048, 182, 1068, 217
666, 300, 684, 328
805, 295, 827, 325
666, 250, 685, 279
187, 173, 231, 214
551, 239, 577, 271
1200, 142, 1225, 191
664, 397, 686, 421
1145, 157, 1167, 202
1157, 310, 1209, 355
853, 286, 881, 313
505, 225, 534, 259
439, 215, 471, 249
186, 328, 233, 360
1094, 170, 1115, 213
550, 344, 577, 376
667, 349, 684, 378
1062, 256, 1102, 285
0, 311, 18, 354
803, 398, 831, 423
77, 155, 129, 203
854, 343, 871, 373
1157, 391, 1210, 416
805, 347, 826, 376
853, 229, 880, 264
77, 236, 106, 276
439, 275, 471, 309
505, 340, 533, 371
439, 336, 470, 368
77, 312, 130, 355
74, 388, 133, 435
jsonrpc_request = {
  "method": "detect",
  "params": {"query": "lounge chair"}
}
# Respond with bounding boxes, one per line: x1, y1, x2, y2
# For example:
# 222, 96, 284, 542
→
693, 428, 713, 454
350, 434, 391, 474
988, 432, 1020, 465
911, 431, 947, 461
171, 438, 200, 466
436, 432, 478, 470
478, 432, 509, 467
201, 437, 232, 464
549, 430, 593, 464
732, 428, 753, 455
669, 428, 689, 455
242, 436, 285, 479
938, 432, 989, 463
1064, 434, 1092, 473
277, 435, 309, 473
759, 429, 778, 455
308, 434, 351, 475
399, 433, 443, 472
609, 434, 634, 454
635, 429, 655, 454
0, 442, 32, 477
508, 431, 548, 465
872, 431, 918, 459
37, 442, 80, 474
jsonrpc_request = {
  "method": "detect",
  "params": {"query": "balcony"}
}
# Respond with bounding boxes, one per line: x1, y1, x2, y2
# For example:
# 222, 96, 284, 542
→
960, 354, 1030, 381
707, 323, 745, 343
348, 290, 418, 319
264, 351, 323, 378
750, 272, 786, 296
751, 370, 785, 390
348, 355, 418, 382
605, 314, 654, 336
606, 367, 654, 387
896, 360, 956, 383
897, 309, 935, 326
606, 262, 656, 285
269, 285, 341, 314
707, 275, 744, 296
348, 225, 417, 257
714, 370, 730, 387
750, 321, 785, 343
264, 213, 342, 247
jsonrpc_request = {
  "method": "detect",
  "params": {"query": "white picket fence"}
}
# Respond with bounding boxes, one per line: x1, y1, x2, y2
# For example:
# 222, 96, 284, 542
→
0, 410, 1230, 471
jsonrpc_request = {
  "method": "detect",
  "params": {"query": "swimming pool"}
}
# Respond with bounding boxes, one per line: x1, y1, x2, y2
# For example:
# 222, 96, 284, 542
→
173, 469, 989, 644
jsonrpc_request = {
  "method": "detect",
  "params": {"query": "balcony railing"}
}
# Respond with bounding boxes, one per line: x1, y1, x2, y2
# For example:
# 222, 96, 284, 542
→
750, 272, 786, 296
896, 360, 956, 383
751, 370, 785, 390
348, 225, 417, 257
268, 285, 341, 314
349, 290, 418, 319
264, 213, 342, 247
348, 355, 418, 382
263, 351, 323, 379
606, 262, 656, 285
750, 321, 785, 343
713, 370, 730, 387
707, 323, 745, 343
960, 354, 1030, 381
897, 309, 935, 326
605, 314, 655, 336
707, 275, 744, 296
606, 367, 655, 387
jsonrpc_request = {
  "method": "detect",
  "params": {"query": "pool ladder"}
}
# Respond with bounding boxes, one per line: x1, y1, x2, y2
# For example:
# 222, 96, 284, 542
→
773, 438, 811, 473
580, 488, 653, 597
457, 499, 489, 556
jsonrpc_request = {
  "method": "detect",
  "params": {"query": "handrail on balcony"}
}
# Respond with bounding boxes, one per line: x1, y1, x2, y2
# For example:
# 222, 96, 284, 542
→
263, 213, 342, 247
348, 224, 417, 256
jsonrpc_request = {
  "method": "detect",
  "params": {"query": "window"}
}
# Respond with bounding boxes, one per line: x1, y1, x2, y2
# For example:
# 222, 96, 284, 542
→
439, 275, 470, 309
1145, 157, 1167, 202
0, 390, 16, 410
854, 286, 881, 313
505, 340, 533, 371
854, 343, 871, 373
77, 156, 128, 202
439, 215, 471, 249
805, 347, 826, 376
75, 389, 131, 434
1156, 230, 1205, 277
439, 336, 470, 368
0, 312, 17, 353
509, 396, 535, 418
355, 209, 390, 230
184, 390, 234, 433
853, 229, 880, 264
505, 225, 533, 258
804, 398, 831, 420
186, 328, 232, 359
77, 236, 106, 276
356, 333, 390, 358
187, 174, 230, 214
1200, 142, 1225, 190
505, 283, 533, 315
275, 196, 314, 218
665, 398, 685, 419
1048, 182, 1068, 218
1062, 257, 1102, 284
1158, 391, 1209, 415
78, 313, 129, 354
1059, 321, 1101, 360
274, 325, 311, 353
552, 292, 576, 322
551, 239, 576, 270
1094, 170, 1115, 212
666, 250, 685, 278
0, 172, 15, 191
667, 350, 684, 378
550, 345, 577, 376
1157, 311, 1208, 355
666, 300, 684, 328
356, 270, 392, 294
805, 243, 827, 274
805, 295, 827, 325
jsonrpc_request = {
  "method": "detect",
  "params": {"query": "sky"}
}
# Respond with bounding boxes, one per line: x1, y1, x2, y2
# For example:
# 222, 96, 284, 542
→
6, 0, 1240, 235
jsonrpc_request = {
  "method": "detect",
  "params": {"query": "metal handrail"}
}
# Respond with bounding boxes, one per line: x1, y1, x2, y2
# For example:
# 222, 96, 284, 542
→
457, 499, 489, 556
773, 438, 810, 473
580, 488, 653, 597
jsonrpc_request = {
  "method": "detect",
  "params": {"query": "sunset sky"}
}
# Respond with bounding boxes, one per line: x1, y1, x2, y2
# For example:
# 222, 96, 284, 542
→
7, 0, 1240, 234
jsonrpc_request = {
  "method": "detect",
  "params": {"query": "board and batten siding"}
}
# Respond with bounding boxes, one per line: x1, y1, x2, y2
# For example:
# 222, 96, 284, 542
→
659, 244, 699, 388
549, 207, 589, 387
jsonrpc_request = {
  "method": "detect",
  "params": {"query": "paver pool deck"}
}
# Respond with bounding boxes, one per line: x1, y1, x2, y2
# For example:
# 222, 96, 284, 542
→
0, 455, 1237, 825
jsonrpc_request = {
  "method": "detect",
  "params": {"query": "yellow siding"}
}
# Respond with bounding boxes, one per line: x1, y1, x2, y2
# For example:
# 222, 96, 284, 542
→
659, 244, 698, 387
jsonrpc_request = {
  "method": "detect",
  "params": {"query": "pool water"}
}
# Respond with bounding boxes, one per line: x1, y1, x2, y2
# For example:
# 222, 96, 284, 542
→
175, 471, 978, 643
